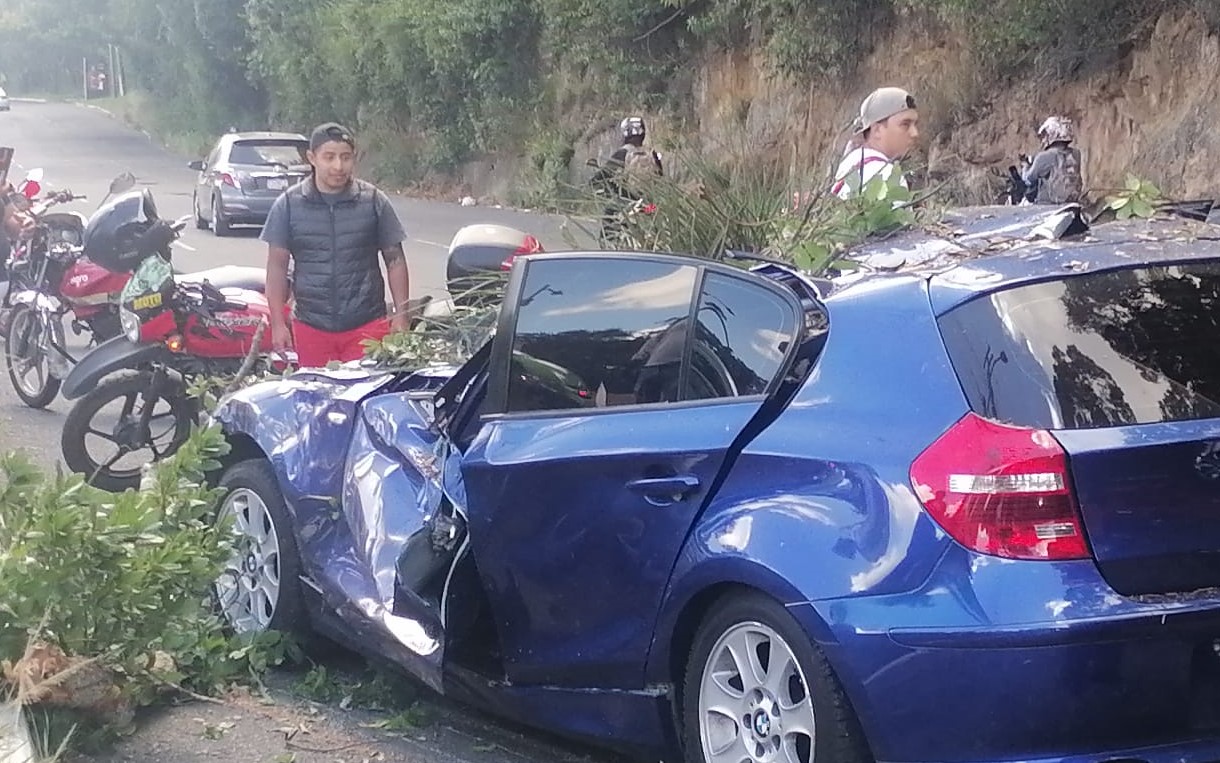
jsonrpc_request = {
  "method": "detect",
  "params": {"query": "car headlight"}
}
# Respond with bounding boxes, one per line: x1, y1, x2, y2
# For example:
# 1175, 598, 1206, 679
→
120, 308, 141, 343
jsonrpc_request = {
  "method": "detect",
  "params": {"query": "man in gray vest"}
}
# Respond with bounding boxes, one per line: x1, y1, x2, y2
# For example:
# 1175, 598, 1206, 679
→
261, 122, 410, 367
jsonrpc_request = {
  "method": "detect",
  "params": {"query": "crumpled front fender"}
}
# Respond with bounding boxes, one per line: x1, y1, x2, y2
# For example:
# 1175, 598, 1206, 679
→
211, 366, 400, 501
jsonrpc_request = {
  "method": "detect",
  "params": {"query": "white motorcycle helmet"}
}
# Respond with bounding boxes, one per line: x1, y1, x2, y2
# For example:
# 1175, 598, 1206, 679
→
1037, 116, 1076, 148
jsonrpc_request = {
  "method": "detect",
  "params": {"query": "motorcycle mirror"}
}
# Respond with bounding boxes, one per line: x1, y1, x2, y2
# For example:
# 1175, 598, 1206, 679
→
108, 172, 137, 195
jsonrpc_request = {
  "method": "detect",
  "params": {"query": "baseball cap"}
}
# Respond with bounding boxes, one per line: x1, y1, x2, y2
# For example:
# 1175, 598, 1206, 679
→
854, 87, 917, 134
309, 122, 356, 151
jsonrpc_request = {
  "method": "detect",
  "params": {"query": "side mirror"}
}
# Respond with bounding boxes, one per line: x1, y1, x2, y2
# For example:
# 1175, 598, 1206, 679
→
109, 172, 137, 195
188, 160, 205, 172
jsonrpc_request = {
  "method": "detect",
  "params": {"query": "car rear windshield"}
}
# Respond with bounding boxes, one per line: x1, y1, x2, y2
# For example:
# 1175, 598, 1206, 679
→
938, 261, 1220, 429
229, 140, 307, 167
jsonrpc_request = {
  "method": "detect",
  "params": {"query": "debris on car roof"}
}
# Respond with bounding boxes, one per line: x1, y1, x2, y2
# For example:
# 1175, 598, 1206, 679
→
830, 200, 1220, 286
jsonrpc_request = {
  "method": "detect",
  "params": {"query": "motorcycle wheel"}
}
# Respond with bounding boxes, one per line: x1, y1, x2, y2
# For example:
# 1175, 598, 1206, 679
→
5, 305, 62, 409
60, 369, 198, 493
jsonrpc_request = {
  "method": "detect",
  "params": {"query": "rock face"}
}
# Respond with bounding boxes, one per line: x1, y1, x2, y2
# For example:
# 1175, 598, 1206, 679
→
684, 9, 1220, 201
468, 8, 1220, 206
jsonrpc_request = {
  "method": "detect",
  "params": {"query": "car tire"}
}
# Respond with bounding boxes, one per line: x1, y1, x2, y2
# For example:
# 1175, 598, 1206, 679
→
681, 592, 871, 763
193, 192, 208, 230
214, 459, 309, 639
212, 193, 232, 237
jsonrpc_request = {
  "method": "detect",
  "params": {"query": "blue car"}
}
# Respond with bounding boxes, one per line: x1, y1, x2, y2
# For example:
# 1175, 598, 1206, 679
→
211, 203, 1220, 763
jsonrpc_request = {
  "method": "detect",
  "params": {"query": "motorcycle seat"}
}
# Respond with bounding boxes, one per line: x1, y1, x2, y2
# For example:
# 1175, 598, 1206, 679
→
178, 265, 266, 294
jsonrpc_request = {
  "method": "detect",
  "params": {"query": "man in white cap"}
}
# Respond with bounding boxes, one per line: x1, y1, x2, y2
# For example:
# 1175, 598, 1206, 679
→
832, 87, 920, 199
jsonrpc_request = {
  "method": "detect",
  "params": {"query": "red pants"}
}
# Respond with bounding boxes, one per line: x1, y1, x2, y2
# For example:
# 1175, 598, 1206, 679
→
292, 317, 389, 368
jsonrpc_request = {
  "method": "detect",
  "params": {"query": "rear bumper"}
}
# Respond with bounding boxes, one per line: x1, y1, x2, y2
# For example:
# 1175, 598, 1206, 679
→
798, 549, 1220, 763
870, 737, 1220, 763
218, 191, 279, 223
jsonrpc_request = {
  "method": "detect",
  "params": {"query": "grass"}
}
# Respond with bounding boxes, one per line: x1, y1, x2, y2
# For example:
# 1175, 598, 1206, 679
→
77, 92, 215, 158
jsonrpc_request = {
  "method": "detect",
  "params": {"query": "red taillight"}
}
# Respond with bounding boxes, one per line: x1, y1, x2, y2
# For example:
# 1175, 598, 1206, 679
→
909, 412, 1090, 561
220, 173, 238, 188
501, 234, 544, 270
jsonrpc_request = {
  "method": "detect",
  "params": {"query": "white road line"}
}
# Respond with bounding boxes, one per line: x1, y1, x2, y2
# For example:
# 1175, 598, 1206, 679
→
413, 238, 448, 249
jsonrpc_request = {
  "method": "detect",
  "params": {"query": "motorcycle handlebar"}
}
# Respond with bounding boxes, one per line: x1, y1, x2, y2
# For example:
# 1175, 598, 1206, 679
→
28, 191, 85, 217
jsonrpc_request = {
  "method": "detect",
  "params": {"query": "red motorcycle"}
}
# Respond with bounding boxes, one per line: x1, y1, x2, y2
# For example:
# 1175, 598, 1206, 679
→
58, 188, 292, 492
3, 172, 139, 407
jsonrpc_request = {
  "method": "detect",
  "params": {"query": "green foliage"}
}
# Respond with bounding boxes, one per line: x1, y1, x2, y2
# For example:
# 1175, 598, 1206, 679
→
1104, 173, 1166, 219
916, 0, 1168, 79
786, 169, 919, 271
362, 280, 503, 370
573, 151, 923, 274
0, 425, 300, 752
674, 0, 893, 80
509, 127, 582, 210
293, 662, 420, 711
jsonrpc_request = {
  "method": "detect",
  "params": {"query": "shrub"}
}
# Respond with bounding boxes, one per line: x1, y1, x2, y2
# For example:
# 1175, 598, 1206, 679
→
0, 425, 298, 754
566, 147, 932, 273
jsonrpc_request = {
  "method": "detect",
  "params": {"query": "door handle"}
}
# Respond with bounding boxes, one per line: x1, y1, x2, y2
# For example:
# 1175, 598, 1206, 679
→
627, 475, 701, 505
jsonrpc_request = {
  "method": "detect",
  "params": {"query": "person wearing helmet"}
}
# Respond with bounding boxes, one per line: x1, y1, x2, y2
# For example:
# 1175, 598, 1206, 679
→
832, 87, 920, 200
592, 116, 664, 200
1021, 116, 1084, 204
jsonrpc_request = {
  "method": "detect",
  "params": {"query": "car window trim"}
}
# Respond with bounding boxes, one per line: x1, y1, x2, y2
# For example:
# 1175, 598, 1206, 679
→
484, 251, 806, 418
482, 392, 768, 424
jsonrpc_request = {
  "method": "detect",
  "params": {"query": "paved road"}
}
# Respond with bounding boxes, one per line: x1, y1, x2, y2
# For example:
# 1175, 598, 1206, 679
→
1, 101, 642, 763
0, 100, 590, 471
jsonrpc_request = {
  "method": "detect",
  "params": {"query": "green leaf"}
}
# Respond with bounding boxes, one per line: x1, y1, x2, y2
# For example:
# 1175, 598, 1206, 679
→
1139, 180, 1162, 199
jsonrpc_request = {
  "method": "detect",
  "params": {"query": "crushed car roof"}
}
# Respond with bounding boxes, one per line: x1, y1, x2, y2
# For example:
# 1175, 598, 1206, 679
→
830, 203, 1220, 314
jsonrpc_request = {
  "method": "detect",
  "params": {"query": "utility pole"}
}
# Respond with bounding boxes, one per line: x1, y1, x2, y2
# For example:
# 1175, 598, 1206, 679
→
82, 57, 88, 100
116, 47, 125, 97
108, 44, 116, 98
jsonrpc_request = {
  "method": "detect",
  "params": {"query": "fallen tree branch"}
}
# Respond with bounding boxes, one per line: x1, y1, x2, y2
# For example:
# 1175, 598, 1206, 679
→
140, 670, 228, 706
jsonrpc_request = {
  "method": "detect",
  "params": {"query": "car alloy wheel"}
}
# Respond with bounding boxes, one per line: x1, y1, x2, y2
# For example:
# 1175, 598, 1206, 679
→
216, 487, 283, 634
697, 620, 818, 763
